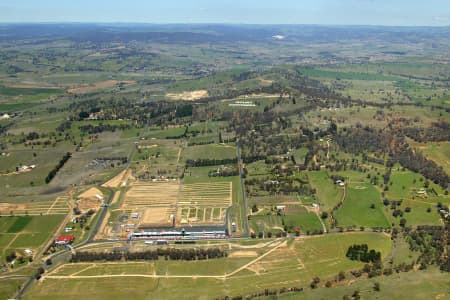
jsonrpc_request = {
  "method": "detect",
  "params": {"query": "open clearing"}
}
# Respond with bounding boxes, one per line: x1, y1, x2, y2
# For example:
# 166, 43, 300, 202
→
166, 90, 208, 100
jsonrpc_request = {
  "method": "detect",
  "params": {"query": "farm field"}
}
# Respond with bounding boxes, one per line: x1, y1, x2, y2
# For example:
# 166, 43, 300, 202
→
0, 215, 64, 261
334, 183, 390, 228
182, 143, 236, 161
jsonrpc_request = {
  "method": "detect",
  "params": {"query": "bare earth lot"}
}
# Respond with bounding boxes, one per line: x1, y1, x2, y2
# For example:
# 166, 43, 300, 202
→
166, 90, 208, 100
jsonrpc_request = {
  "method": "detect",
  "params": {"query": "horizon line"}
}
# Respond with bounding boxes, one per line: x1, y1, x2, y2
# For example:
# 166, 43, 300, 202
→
0, 22, 449, 28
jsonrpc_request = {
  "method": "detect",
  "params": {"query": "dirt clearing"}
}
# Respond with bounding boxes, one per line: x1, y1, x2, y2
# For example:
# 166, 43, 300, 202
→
102, 169, 132, 188
78, 187, 103, 199
166, 90, 208, 101
77, 187, 104, 213
229, 251, 258, 258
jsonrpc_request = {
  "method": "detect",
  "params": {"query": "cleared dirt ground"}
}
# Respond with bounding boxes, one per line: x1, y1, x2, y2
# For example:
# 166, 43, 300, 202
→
165, 90, 208, 100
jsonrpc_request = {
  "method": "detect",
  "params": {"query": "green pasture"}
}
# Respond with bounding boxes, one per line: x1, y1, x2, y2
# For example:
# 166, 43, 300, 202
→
307, 171, 344, 211
334, 183, 390, 228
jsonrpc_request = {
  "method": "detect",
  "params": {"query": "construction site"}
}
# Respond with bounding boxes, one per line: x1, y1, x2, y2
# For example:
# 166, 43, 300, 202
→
98, 179, 233, 240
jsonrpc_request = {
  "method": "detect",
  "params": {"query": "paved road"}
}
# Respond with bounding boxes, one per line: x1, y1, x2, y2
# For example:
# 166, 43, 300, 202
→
236, 144, 250, 237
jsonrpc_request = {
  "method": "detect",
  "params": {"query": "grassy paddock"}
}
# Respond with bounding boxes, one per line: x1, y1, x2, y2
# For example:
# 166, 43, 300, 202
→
334, 183, 390, 228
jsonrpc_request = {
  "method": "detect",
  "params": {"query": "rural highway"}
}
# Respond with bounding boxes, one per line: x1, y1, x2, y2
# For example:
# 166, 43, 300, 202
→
236, 143, 250, 237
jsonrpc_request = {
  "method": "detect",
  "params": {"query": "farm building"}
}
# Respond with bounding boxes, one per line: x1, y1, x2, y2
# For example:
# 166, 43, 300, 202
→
55, 235, 75, 245
16, 164, 36, 173
0, 113, 10, 120
335, 180, 345, 187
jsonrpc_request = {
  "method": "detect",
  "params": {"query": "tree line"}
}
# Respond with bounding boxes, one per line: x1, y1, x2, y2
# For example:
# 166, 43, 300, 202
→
186, 158, 237, 167
71, 247, 227, 262
45, 152, 71, 183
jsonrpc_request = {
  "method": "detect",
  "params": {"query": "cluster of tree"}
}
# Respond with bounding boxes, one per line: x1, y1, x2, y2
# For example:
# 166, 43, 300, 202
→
34, 266, 45, 280
56, 120, 72, 132
5, 251, 17, 263
394, 143, 450, 189
186, 158, 237, 167
401, 121, 450, 142
45, 152, 71, 183
335, 128, 449, 189
362, 154, 385, 165
334, 126, 391, 155
0, 122, 13, 136
175, 104, 193, 118
406, 225, 449, 272
25, 131, 40, 141
208, 166, 239, 177
245, 177, 313, 197
70, 97, 178, 128
95, 156, 128, 164
188, 140, 215, 146
214, 286, 304, 300
71, 247, 227, 262
346, 244, 381, 263
78, 123, 133, 134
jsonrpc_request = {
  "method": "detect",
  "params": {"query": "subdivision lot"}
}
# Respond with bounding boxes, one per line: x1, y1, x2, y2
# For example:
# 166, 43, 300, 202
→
119, 181, 232, 228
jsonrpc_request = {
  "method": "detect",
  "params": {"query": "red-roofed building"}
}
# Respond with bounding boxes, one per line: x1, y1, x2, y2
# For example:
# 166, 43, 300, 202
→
55, 235, 75, 245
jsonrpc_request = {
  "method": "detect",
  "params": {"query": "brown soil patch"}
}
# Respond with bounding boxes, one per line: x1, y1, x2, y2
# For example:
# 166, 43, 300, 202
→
236, 93, 286, 99
229, 251, 258, 258
102, 169, 128, 188
78, 187, 103, 199
77, 187, 103, 213
67, 80, 136, 94
166, 90, 208, 101
0, 203, 29, 212
77, 198, 102, 213
139, 207, 176, 227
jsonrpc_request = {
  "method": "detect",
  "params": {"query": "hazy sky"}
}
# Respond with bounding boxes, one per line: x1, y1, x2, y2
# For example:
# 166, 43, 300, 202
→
0, 0, 449, 26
